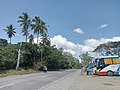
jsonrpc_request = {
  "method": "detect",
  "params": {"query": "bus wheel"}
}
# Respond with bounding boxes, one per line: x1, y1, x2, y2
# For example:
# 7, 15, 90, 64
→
107, 71, 114, 76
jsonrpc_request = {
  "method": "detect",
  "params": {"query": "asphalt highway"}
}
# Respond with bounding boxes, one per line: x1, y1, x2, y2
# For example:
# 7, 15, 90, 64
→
0, 70, 76, 90
1, 70, 120, 90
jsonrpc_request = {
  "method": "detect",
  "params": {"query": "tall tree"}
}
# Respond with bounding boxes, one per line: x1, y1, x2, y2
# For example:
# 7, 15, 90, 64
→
31, 16, 47, 44
18, 12, 31, 42
39, 33, 50, 64
93, 42, 119, 56
4, 24, 16, 44
80, 52, 92, 67
28, 34, 34, 44
41, 33, 50, 46
0, 38, 8, 46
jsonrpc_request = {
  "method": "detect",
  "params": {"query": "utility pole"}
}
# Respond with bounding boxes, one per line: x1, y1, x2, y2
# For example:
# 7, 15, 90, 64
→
16, 42, 22, 70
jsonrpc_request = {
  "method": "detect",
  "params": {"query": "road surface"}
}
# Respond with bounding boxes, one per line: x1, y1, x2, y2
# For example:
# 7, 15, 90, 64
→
0, 70, 120, 90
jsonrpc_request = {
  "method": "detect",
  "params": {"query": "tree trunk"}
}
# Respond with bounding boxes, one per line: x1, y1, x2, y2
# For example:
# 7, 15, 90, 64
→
41, 46, 43, 64
37, 34, 39, 44
26, 35, 27, 42
16, 42, 22, 70
10, 38, 11, 44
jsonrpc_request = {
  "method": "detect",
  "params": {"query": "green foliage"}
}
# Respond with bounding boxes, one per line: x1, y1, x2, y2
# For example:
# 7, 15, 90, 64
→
80, 52, 92, 67
31, 16, 47, 44
4, 24, 16, 44
0, 12, 80, 71
0, 46, 17, 70
0, 39, 8, 46
45, 47, 62, 70
19, 42, 39, 69
0, 69, 39, 77
41, 33, 50, 47
0, 42, 80, 71
28, 34, 34, 44
45, 47, 80, 70
94, 41, 120, 56
18, 12, 31, 42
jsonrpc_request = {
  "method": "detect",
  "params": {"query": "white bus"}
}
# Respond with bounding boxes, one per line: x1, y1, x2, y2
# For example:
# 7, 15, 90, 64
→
92, 56, 120, 76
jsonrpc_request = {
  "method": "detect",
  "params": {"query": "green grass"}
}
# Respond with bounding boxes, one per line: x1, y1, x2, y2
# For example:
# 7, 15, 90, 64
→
0, 69, 40, 78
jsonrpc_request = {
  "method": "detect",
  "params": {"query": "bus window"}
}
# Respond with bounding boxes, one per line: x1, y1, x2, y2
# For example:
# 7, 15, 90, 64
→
104, 58, 112, 64
112, 58, 120, 64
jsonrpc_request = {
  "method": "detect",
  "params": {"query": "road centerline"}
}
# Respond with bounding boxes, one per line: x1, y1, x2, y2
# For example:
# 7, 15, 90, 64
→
38, 70, 76, 90
0, 83, 14, 89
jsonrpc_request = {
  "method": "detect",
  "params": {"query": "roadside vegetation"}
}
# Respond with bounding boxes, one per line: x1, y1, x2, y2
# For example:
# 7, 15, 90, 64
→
0, 12, 81, 77
1, 13, 119, 77
0, 69, 39, 77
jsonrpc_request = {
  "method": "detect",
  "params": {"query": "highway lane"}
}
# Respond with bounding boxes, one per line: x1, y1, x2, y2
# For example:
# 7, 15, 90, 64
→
0, 70, 77, 90
2, 70, 120, 90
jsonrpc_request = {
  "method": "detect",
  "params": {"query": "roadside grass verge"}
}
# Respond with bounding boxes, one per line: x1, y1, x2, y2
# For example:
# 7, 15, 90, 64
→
0, 69, 40, 78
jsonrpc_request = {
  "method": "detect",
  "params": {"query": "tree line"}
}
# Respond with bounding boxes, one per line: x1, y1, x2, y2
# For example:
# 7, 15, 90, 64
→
0, 12, 81, 71
93, 41, 120, 56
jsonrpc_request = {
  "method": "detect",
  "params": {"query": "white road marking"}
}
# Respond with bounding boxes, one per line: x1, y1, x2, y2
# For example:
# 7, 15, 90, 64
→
38, 71, 75, 90
0, 83, 14, 89
13, 75, 49, 84
0, 74, 48, 89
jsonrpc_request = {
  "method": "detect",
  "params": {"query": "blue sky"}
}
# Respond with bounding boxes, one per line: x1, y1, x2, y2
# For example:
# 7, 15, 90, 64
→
0, 0, 120, 58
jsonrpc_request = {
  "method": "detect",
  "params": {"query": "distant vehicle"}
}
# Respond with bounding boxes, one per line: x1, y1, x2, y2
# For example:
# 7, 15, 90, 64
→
43, 66, 47, 72
92, 56, 120, 76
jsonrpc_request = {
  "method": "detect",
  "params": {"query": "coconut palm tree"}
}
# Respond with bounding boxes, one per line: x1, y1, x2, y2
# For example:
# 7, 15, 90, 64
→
39, 33, 50, 64
31, 16, 47, 44
4, 24, 16, 44
18, 12, 31, 42
28, 34, 34, 44
41, 33, 50, 47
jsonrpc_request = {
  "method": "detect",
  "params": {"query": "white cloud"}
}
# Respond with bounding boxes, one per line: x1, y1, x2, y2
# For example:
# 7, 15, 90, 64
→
50, 35, 94, 58
85, 37, 120, 48
64, 49, 76, 56
97, 24, 108, 29
73, 28, 84, 34
32, 35, 120, 59
50, 35, 120, 59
